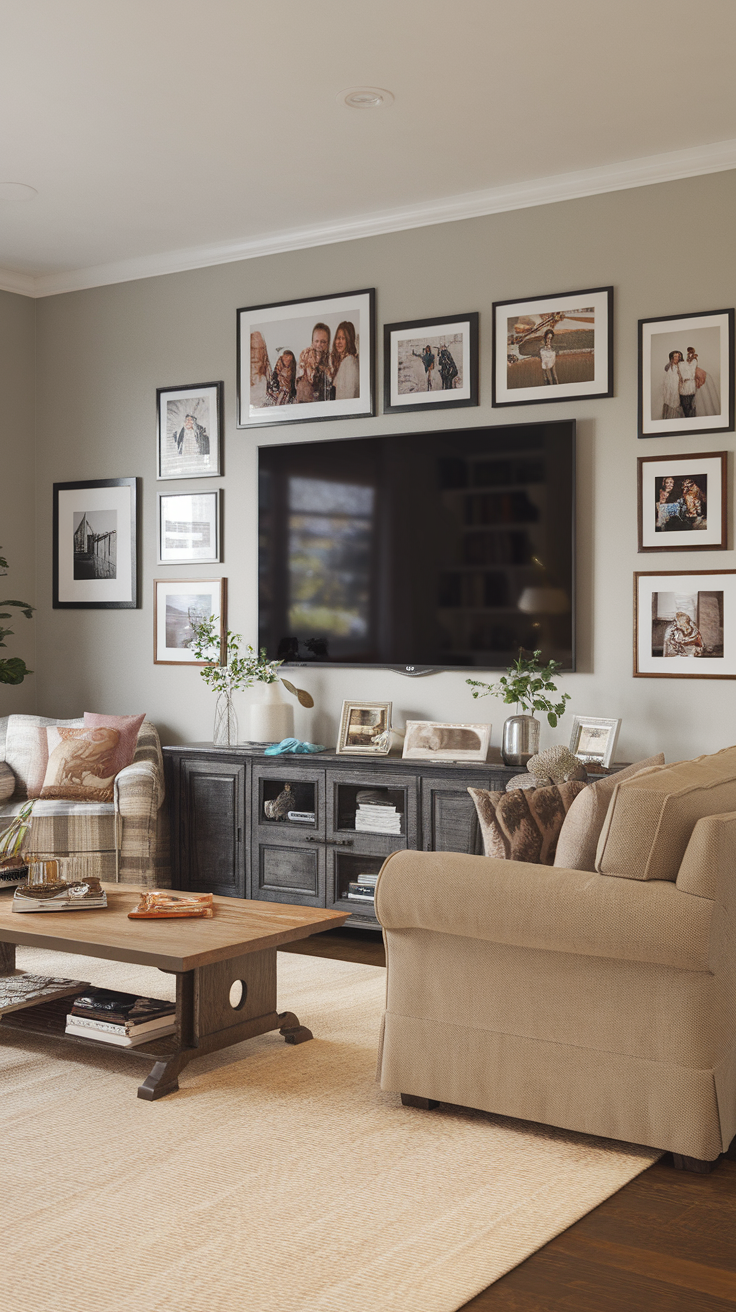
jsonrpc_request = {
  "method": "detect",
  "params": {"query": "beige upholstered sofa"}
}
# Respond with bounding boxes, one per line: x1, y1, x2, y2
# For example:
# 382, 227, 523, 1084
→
375, 747, 736, 1171
0, 714, 169, 887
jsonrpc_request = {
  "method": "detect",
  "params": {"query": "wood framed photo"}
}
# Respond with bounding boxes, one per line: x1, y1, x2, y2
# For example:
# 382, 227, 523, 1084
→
157, 490, 221, 565
336, 701, 392, 755
637, 451, 727, 552
157, 381, 222, 480
568, 716, 621, 768
634, 570, 736, 678
402, 721, 491, 763
383, 312, 479, 413
638, 309, 734, 438
154, 578, 226, 665
237, 288, 375, 429
492, 286, 613, 407
53, 477, 138, 609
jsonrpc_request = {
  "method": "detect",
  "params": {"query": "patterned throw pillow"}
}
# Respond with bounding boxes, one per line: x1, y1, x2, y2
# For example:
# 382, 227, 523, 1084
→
83, 711, 145, 773
0, 761, 15, 800
468, 781, 587, 866
39, 717, 143, 803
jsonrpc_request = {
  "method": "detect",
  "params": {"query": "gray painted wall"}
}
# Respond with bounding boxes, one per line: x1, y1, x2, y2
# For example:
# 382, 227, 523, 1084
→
0, 290, 36, 715
32, 171, 736, 760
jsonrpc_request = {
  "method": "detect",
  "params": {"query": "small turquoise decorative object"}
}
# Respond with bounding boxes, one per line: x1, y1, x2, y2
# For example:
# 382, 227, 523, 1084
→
263, 738, 326, 756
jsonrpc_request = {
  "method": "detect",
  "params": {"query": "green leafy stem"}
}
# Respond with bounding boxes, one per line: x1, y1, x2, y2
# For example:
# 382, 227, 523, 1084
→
466, 648, 570, 728
0, 549, 35, 685
189, 618, 313, 707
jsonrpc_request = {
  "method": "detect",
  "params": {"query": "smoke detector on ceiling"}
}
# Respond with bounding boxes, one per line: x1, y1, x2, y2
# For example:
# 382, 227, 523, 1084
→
338, 87, 394, 110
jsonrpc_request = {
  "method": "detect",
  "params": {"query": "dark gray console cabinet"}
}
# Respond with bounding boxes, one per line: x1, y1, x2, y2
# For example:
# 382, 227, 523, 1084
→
164, 745, 518, 929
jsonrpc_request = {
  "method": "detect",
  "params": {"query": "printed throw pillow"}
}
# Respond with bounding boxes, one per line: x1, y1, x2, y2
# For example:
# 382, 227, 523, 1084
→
553, 753, 666, 872
468, 781, 587, 866
39, 713, 145, 803
0, 761, 16, 800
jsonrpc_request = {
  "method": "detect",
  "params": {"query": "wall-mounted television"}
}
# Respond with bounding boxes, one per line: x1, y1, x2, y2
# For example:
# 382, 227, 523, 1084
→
258, 420, 575, 673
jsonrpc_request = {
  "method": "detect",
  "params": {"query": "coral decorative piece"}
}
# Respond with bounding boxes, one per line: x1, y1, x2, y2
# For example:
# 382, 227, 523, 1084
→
526, 746, 587, 786
129, 891, 214, 919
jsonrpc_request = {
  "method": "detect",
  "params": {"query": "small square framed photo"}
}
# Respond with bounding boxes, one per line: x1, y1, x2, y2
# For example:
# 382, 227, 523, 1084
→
237, 288, 375, 429
638, 309, 734, 438
157, 490, 221, 565
402, 721, 491, 763
157, 381, 222, 480
493, 287, 613, 407
637, 451, 727, 552
53, 477, 138, 609
154, 578, 226, 665
383, 312, 479, 413
336, 701, 392, 755
634, 570, 736, 678
568, 716, 621, 768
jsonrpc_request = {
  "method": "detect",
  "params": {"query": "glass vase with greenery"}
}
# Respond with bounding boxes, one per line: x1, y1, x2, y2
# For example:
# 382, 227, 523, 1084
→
189, 619, 313, 746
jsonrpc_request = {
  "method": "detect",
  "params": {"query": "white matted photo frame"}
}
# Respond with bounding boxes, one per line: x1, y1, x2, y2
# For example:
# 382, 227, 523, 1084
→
637, 451, 727, 552
402, 721, 491, 763
634, 570, 736, 679
336, 701, 392, 755
154, 578, 226, 665
157, 490, 221, 565
383, 312, 479, 413
53, 477, 138, 609
493, 286, 613, 407
157, 381, 222, 481
638, 309, 734, 439
568, 716, 621, 768
237, 288, 375, 429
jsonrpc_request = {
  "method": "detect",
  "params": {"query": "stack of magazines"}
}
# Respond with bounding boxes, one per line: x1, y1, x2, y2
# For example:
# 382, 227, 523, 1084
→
354, 790, 401, 835
65, 988, 177, 1047
347, 872, 379, 903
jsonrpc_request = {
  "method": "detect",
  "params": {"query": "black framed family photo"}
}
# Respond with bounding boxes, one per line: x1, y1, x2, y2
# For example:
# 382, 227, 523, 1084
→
383, 312, 479, 413
638, 309, 734, 439
237, 289, 375, 429
492, 287, 613, 407
157, 381, 222, 480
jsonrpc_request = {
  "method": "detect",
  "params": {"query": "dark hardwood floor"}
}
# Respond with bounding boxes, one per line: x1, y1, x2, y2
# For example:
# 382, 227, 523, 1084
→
281, 928, 736, 1311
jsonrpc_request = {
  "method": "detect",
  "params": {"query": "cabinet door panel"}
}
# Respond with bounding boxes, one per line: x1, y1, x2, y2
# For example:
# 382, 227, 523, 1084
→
180, 758, 246, 896
254, 842, 325, 907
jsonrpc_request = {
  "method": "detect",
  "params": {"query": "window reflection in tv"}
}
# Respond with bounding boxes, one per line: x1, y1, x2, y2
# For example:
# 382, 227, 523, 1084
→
258, 421, 575, 670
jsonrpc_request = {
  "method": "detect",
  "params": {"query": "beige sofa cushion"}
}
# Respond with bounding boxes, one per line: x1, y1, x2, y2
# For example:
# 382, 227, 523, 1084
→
554, 754, 665, 871
468, 781, 586, 865
596, 745, 736, 881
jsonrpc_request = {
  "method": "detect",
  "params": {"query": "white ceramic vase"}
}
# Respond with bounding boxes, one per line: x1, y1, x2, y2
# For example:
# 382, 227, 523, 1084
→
249, 682, 294, 744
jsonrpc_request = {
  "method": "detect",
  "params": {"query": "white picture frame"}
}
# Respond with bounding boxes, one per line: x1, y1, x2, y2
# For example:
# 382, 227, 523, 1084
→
157, 490, 221, 565
153, 578, 225, 665
402, 721, 491, 763
336, 701, 392, 755
568, 715, 621, 768
634, 570, 736, 679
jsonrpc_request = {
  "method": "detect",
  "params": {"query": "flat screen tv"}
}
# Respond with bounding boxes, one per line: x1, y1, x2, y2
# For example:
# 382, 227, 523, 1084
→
258, 420, 575, 672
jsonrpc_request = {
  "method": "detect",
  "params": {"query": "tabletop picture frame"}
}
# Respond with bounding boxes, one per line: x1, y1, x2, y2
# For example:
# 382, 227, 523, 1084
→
383, 312, 479, 413
568, 715, 621, 768
53, 477, 138, 609
402, 721, 491, 763
336, 700, 392, 755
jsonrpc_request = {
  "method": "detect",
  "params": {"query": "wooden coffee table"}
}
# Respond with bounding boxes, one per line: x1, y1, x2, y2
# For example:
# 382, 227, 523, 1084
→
0, 885, 349, 1099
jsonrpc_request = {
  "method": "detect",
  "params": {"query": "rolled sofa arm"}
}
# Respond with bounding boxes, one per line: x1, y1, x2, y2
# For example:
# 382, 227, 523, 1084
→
114, 759, 167, 887
374, 849, 713, 972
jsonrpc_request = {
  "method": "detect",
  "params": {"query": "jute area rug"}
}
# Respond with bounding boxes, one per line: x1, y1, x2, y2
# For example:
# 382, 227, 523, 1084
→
3, 945, 658, 1312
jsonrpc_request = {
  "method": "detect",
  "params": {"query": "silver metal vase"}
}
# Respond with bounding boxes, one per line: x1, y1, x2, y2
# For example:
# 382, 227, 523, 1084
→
502, 714, 540, 767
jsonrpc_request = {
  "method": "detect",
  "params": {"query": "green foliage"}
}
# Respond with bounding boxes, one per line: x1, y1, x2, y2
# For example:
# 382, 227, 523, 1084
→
189, 618, 283, 696
466, 649, 570, 728
0, 548, 34, 684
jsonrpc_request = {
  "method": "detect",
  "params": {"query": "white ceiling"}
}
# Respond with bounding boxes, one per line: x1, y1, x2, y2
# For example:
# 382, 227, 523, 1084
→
2, 0, 736, 296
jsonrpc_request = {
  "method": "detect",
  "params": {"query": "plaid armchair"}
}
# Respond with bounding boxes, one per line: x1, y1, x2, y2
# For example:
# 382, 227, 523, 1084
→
0, 715, 170, 887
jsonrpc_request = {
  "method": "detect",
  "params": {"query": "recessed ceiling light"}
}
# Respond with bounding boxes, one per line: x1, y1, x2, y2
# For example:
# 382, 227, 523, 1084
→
0, 182, 37, 202
338, 87, 394, 110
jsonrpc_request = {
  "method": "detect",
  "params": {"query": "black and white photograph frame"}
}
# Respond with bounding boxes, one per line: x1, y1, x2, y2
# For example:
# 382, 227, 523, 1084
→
383, 312, 479, 413
157, 381, 222, 481
157, 490, 221, 565
336, 700, 392, 755
402, 721, 491, 763
237, 288, 375, 429
492, 286, 613, 407
53, 477, 138, 609
153, 578, 226, 665
638, 309, 734, 439
634, 570, 736, 679
637, 451, 728, 552
568, 715, 621, 768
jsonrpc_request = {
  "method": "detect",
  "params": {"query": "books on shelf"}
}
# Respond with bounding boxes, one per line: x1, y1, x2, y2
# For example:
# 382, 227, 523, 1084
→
287, 811, 315, 823
347, 873, 379, 902
354, 803, 401, 835
65, 987, 176, 1046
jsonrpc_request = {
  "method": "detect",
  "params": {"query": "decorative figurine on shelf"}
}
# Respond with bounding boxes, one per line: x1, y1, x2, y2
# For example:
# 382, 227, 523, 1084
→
263, 738, 326, 756
264, 783, 294, 820
466, 648, 570, 767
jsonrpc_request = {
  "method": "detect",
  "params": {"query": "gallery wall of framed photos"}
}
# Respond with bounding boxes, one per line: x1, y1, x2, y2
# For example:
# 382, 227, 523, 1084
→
29, 166, 735, 758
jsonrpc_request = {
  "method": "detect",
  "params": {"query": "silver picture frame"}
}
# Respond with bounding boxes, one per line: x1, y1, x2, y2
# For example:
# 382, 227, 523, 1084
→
336, 700, 392, 755
568, 715, 621, 767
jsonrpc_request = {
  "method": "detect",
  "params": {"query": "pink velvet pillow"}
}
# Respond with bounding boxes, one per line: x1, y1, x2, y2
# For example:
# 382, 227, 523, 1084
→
84, 712, 145, 774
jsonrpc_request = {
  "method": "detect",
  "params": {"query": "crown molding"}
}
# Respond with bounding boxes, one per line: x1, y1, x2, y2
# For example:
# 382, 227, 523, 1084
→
7, 137, 736, 299
0, 265, 39, 296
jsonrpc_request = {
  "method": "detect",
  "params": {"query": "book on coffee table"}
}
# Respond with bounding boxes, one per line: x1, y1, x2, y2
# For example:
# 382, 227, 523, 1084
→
0, 974, 89, 1016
